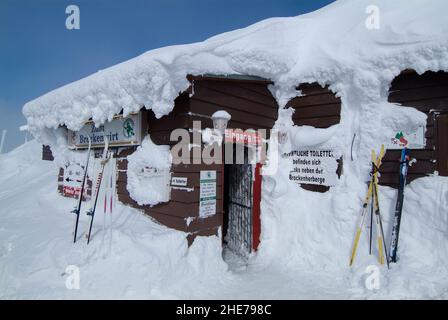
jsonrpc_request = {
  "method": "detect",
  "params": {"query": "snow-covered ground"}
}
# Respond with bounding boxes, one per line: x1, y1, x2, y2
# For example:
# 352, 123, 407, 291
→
1, 141, 447, 299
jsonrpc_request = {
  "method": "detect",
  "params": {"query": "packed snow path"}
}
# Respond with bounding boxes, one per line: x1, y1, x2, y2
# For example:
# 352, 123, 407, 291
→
1, 142, 447, 299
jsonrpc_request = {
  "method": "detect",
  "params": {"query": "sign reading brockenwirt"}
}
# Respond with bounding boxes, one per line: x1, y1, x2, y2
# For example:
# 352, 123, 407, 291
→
199, 171, 217, 218
68, 113, 142, 148
286, 149, 339, 187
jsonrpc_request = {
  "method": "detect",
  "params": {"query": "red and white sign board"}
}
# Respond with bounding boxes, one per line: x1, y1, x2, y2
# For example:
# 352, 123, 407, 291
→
225, 129, 262, 146
62, 162, 90, 199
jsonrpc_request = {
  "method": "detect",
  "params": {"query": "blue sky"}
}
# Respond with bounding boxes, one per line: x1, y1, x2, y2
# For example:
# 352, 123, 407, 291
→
0, 0, 334, 152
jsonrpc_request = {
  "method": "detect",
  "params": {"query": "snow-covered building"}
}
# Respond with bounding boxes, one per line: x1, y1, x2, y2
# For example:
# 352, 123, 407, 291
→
23, 0, 448, 263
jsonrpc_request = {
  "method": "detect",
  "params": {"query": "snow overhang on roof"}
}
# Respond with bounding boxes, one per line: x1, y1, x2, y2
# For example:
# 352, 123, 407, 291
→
22, 0, 448, 141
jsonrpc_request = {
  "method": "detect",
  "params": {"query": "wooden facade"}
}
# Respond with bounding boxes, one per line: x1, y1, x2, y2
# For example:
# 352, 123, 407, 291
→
42, 70, 448, 245
116, 75, 278, 245
380, 70, 448, 187
42, 145, 54, 161
287, 83, 341, 128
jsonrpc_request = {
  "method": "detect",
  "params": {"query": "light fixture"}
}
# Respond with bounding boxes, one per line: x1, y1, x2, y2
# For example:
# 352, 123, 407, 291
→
211, 110, 231, 134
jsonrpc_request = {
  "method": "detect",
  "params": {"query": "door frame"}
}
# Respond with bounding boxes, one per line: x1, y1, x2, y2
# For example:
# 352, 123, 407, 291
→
222, 157, 263, 254
436, 113, 448, 176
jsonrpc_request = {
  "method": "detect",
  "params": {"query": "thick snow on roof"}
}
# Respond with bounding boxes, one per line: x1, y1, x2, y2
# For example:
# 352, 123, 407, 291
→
23, 0, 448, 136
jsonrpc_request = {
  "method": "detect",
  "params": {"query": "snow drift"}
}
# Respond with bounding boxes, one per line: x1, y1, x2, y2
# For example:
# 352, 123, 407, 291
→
0, 141, 229, 299
126, 136, 172, 206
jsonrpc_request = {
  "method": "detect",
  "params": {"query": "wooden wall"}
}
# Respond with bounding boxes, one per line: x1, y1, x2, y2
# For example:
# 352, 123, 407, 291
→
287, 83, 341, 128
116, 150, 223, 245
380, 70, 448, 187
42, 145, 54, 161
190, 77, 278, 133
116, 77, 278, 244
437, 115, 448, 176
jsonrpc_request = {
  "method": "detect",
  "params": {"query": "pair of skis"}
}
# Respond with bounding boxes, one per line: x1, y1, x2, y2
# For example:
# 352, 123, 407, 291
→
72, 135, 111, 244
71, 134, 92, 243
103, 159, 114, 216
389, 148, 414, 263
349, 144, 389, 268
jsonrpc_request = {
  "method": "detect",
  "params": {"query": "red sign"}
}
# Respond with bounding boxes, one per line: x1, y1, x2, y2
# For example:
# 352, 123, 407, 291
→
225, 129, 262, 146
63, 185, 81, 197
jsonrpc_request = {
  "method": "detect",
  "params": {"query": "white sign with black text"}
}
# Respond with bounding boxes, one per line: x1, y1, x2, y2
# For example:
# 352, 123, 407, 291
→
68, 113, 142, 148
199, 171, 217, 218
286, 149, 339, 187
62, 162, 90, 199
171, 177, 188, 187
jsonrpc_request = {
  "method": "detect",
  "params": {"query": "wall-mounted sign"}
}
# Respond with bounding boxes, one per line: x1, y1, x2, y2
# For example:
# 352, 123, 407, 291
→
387, 126, 425, 149
286, 149, 339, 187
68, 113, 142, 148
62, 162, 90, 199
171, 177, 188, 187
225, 129, 262, 146
139, 166, 168, 177
199, 171, 216, 218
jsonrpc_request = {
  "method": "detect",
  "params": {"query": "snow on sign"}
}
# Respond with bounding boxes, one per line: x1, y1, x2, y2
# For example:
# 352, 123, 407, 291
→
199, 171, 217, 218
286, 149, 339, 187
68, 113, 142, 148
387, 126, 425, 149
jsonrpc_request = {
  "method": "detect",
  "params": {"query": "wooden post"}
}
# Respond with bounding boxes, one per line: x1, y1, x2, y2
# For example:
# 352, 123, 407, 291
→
252, 162, 262, 251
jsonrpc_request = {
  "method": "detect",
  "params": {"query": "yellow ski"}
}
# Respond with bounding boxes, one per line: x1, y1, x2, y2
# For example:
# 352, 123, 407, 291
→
372, 174, 390, 268
349, 144, 385, 267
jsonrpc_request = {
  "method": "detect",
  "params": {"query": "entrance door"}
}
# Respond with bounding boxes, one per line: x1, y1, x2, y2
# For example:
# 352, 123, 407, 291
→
226, 162, 253, 256
223, 145, 262, 257
437, 114, 448, 176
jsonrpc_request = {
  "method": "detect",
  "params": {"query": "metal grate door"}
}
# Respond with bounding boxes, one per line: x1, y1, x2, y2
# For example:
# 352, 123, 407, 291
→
226, 163, 253, 257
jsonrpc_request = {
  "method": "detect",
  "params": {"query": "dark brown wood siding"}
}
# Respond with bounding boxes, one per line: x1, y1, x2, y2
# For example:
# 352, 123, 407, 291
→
190, 79, 278, 134
116, 154, 223, 236
287, 83, 341, 128
42, 145, 54, 161
437, 115, 448, 176
380, 70, 448, 187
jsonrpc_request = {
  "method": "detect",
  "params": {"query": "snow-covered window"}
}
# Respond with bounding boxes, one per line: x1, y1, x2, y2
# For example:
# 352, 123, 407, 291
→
126, 136, 172, 206
287, 83, 341, 128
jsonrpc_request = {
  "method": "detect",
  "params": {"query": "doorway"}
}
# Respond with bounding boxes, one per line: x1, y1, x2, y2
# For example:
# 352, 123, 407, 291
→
223, 145, 261, 257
